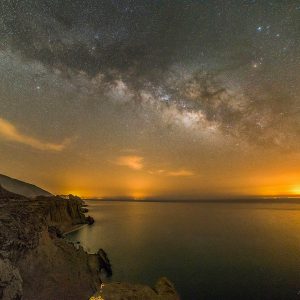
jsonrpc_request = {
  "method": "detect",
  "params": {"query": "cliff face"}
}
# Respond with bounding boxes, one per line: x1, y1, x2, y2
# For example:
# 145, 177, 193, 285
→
0, 186, 101, 300
35, 195, 88, 232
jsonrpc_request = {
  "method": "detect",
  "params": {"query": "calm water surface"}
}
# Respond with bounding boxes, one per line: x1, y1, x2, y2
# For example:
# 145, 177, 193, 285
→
68, 201, 300, 299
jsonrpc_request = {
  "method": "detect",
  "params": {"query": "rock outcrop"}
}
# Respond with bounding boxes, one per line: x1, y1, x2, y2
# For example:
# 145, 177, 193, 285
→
97, 249, 112, 277
0, 186, 102, 300
35, 194, 89, 232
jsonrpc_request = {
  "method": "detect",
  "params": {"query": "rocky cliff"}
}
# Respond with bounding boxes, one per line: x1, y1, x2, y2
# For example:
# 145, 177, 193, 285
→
0, 186, 102, 300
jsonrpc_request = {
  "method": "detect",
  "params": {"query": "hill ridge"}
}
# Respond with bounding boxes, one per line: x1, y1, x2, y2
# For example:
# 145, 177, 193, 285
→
0, 174, 52, 198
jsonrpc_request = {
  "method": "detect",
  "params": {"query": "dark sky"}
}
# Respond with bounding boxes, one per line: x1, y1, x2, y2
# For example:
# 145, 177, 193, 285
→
0, 1, 299, 198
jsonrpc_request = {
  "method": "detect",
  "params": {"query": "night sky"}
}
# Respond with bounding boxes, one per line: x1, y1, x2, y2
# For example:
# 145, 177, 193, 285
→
0, 1, 299, 198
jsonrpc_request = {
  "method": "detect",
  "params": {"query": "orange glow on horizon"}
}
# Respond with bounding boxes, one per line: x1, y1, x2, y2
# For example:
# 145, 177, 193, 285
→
130, 192, 148, 200
289, 185, 300, 196
62, 182, 300, 199
64, 190, 85, 198
22, 163, 300, 199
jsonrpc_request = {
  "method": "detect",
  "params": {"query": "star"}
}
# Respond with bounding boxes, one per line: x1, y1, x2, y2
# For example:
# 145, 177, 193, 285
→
0, 0, 299, 200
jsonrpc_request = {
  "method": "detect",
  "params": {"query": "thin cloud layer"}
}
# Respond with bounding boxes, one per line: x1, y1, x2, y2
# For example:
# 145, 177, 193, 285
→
0, 118, 69, 152
149, 169, 195, 177
114, 155, 144, 170
167, 170, 195, 177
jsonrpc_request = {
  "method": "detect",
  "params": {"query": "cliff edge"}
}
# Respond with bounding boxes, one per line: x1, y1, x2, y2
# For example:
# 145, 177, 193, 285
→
0, 186, 101, 300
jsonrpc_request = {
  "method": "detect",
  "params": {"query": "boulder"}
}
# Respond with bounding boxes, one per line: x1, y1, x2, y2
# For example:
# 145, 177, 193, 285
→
86, 215, 95, 225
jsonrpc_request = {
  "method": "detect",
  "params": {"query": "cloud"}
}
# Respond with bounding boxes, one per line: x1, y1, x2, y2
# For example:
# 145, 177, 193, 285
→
167, 170, 195, 177
0, 118, 69, 151
114, 155, 144, 170
149, 169, 195, 177
148, 169, 166, 175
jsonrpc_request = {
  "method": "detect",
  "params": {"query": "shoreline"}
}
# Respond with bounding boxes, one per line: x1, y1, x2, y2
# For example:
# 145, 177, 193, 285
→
63, 223, 88, 236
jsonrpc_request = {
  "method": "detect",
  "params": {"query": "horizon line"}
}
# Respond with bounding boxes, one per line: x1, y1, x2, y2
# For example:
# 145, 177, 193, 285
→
82, 196, 300, 203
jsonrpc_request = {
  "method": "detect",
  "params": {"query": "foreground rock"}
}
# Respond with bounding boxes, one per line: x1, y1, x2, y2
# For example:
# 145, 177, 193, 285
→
0, 186, 102, 300
92, 277, 180, 300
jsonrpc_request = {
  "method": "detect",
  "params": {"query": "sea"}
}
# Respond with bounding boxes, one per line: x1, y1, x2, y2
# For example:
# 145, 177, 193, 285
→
67, 200, 300, 299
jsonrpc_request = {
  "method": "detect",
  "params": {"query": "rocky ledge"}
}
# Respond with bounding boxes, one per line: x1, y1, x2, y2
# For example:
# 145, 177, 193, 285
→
0, 185, 179, 300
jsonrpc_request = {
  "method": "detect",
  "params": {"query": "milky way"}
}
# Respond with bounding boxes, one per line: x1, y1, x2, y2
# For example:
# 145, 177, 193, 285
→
0, 1, 299, 198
